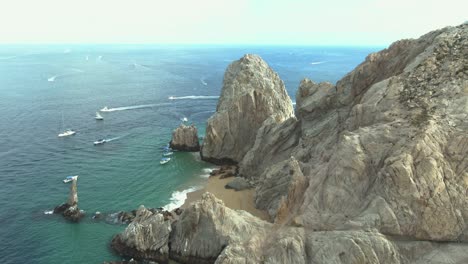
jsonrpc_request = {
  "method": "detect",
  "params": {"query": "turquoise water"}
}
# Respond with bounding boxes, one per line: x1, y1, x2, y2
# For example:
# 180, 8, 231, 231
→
0, 45, 380, 263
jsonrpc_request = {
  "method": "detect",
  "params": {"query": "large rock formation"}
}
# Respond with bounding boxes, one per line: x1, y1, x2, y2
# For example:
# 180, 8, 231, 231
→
111, 24, 468, 263
53, 179, 84, 222
169, 124, 200, 151
201, 54, 294, 164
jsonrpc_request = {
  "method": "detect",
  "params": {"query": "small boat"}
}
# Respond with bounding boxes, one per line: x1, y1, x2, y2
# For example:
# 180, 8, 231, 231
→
163, 151, 173, 156
63, 175, 78, 183
168, 96, 175, 100
181, 117, 188, 122
94, 139, 107, 145
160, 157, 171, 165
95, 112, 104, 120
100, 106, 111, 112
58, 129, 76, 137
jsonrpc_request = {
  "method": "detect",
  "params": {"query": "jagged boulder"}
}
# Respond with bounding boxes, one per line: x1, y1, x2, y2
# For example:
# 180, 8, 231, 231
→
53, 179, 84, 222
201, 54, 294, 164
170, 124, 200, 151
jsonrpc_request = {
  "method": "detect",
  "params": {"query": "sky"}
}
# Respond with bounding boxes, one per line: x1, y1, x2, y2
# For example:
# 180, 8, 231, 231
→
0, 0, 466, 45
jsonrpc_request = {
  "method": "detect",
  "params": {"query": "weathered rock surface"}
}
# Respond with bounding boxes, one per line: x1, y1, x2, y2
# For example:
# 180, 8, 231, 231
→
53, 179, 84, 222
111, 24, 468, 263
201, 54, 294, 164
224, 177, 251, 191
169, 124, 200, 151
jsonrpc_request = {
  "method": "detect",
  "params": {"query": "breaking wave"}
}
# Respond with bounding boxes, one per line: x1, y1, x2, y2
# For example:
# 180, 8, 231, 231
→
163, 187, 200, 211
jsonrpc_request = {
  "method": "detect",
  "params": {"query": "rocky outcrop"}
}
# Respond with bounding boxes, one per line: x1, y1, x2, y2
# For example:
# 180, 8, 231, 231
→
224, 177, 251, 191
201, 54, 294, 164
111, 24, 468, 263
53, 179, 84, 222
169, 124, 200, 151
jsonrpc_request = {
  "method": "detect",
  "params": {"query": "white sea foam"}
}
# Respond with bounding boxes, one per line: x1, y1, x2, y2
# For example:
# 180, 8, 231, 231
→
101, 104, 158, 112
310, 61, 326, 65
44, 210, 54, 215
168, 95, 219, 100
163, 187, 200, 211
200, 78, 208, 86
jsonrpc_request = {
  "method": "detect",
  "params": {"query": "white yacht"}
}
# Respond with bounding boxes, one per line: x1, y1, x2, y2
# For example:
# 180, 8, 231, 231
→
94, 139, 107, 145
63, 175, 78, 183
160, 157, 171, 165
58, 129, 76, 137
95, 112, 104, 120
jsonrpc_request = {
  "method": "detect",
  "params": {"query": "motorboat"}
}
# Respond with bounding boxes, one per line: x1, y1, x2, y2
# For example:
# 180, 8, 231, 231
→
95, 112, 104, 120
168, 96, 175, 100
181, 117, 188, 122
163, 151, 173, 156
94, 139, 107, 145
58, 129, 76, 137
160, 157, 171, 165
100, 106, 111, 112
63, 175, 78, 183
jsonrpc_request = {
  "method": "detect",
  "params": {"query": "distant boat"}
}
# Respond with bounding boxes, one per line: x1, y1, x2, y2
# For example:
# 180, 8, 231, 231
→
63, 175, 78, 183
94, 139, 107, 145
58, 112, 76, 137
181, 117, 188, 122
58, 129, 76, 137
168, 96, 175, 100
160, 157, 171, 165
163, 151, 173, 156
95, 112, 104, 120
100, 106, 111, 112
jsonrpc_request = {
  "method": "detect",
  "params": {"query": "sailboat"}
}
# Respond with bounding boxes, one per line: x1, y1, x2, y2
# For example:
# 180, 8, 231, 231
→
58, 112, 76, 137
95, 112, 104, 120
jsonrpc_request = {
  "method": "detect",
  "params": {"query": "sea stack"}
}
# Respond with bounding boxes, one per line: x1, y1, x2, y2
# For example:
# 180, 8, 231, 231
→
53, 179, 84, 222
169, 124, 200, 151
201, 54, 294, 164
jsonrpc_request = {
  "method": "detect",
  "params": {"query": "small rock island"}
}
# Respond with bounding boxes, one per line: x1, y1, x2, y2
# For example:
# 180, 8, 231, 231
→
53, 179, 84, 222
169, 124, 200, 151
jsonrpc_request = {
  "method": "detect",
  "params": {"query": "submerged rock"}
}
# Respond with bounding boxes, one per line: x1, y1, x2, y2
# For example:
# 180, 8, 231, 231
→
169, 124, 200, 151
201, 54, 294, 164
53, 179, 84, 222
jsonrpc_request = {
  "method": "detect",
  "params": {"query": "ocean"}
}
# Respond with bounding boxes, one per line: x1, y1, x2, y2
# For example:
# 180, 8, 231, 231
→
0, 44, 380, 263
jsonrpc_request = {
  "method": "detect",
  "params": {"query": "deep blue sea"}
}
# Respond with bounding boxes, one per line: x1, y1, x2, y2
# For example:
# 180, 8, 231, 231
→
0, 44, 380, 263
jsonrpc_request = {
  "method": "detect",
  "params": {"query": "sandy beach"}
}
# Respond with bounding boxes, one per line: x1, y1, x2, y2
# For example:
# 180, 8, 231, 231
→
182, 175, 270, 221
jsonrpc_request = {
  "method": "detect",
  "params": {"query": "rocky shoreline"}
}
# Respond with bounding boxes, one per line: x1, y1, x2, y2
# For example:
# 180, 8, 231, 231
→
109, 24, 468, 263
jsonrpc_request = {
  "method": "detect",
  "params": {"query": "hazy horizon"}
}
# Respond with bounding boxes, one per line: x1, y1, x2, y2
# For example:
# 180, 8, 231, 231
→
1, 0, 467, 46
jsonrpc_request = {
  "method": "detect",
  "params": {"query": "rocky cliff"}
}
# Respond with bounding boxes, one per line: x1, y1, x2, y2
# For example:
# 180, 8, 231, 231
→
111, 24, 468, 263
170, 124, 200, 151
201, 54, 294, 164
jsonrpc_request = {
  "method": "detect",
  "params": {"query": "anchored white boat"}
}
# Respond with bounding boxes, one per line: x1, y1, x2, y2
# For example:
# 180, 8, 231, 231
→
100, 106, 111, 112
95, 112, 104, 120
63, 175, 78, 183
163, 151, 173, 156
94, 139, 107, 145
58, 112, 76, 137
58, 129, 76, 137
160, 157, 171, 165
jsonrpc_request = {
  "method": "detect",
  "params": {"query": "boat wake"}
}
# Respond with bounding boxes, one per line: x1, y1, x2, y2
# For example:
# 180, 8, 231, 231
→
163, 186, 200, 211
105, 136, 121, 142
168, 95, 219, 100
101, 104, 159, 112
310, 61, 326, 65
47, 69, 84, 82
200, 78, 208, 86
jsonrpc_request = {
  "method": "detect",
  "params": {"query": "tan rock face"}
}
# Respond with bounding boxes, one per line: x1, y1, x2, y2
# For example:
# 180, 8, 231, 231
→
201, 54, 294, 164
170, 124, 200, 151
111, 24, 468, 263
